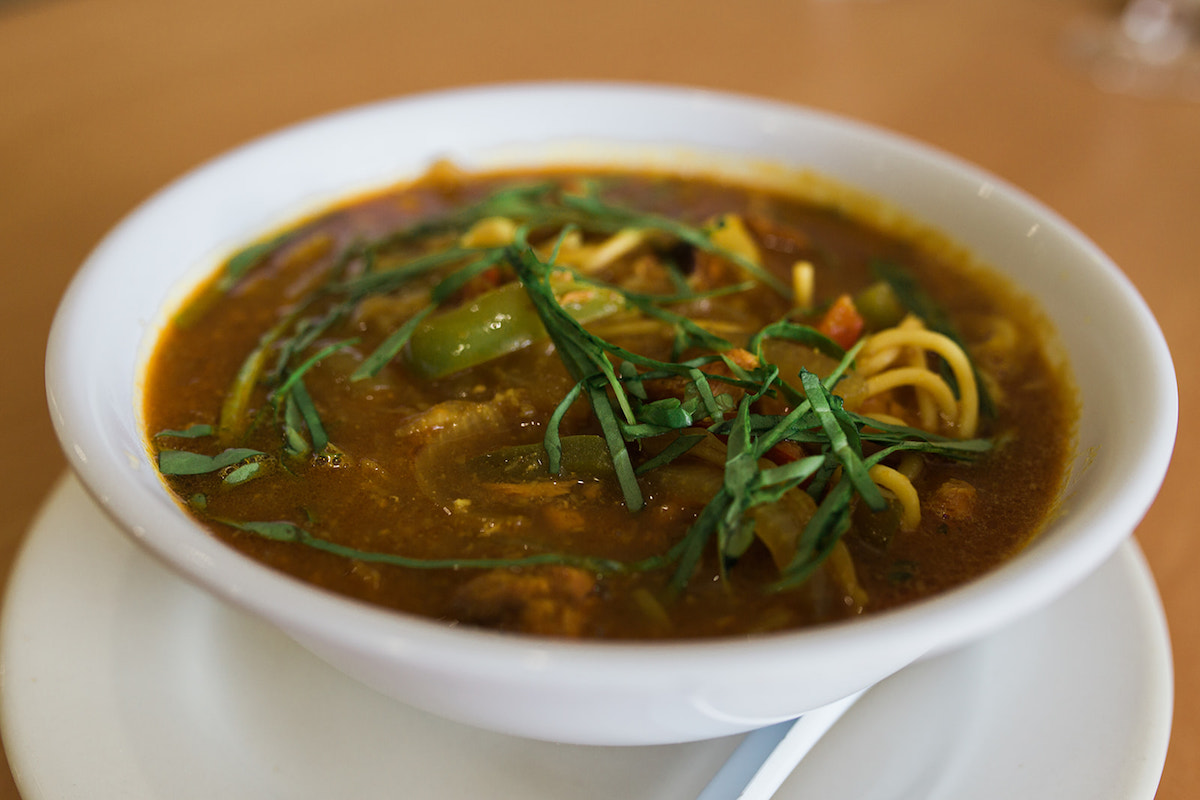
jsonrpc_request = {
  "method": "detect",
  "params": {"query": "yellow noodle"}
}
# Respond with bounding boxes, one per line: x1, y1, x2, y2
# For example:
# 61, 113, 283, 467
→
857, 319, 923, 375
907, 350, 940, 430
868, 464, 921, 531
862, 367, 959, 425
897, 318, 939, 430
857, 318, 940, 425
582, 228, 648, 272
855, 347, 902, 377
692, 319, 757, 335
792, 261, 815, 311
862, 327, 979, 438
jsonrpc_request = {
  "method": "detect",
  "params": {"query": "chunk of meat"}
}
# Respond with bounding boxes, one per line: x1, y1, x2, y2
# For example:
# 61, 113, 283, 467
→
619, 253, 678, 296
397, 389, 537, 439
688, 248, 743, 292
926, 479, 978, 522
744, 214, 814, 258
451, 566, 598, 636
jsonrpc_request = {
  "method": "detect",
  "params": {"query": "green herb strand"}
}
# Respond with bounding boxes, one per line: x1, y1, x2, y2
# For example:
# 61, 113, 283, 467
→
221, 519, 626, 573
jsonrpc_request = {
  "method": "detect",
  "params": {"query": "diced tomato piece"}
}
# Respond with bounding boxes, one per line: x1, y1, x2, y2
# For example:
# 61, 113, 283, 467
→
817, 294, 865, 349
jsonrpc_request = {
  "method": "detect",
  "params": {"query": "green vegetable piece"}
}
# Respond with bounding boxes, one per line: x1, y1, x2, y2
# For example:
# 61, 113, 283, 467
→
271, 338, 359, 402
637, 397, 694, 429
289, 379, 329, 454
228, 519, 303, 542
157, 447, 266, 476
799, 370, 886, 512
223, 460, 265, 486
407, 280, 625, 379
218, 229, 296, 292
635, 433, 706, 475
854, 281, 907, 330
154, 423, 214, 439
586, 380, 645, 512
282, 392, 311, 457
748, 319, 846, 363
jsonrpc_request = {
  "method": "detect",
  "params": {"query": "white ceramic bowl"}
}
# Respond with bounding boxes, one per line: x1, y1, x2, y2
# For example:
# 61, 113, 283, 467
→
45, 83, 1177, 745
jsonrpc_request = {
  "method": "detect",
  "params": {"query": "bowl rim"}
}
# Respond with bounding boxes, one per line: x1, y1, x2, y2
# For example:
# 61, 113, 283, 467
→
45, 80, 1179, 673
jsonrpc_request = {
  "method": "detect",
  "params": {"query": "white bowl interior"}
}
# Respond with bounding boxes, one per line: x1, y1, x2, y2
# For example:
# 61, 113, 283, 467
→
45, 83, 1177, 744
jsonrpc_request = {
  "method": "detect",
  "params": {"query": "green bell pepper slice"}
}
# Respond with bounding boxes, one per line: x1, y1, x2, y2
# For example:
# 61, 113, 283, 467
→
406, 280, 625, 378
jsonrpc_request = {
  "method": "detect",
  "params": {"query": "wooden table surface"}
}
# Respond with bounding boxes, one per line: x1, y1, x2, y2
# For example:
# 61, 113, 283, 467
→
1, 0, 1196, 796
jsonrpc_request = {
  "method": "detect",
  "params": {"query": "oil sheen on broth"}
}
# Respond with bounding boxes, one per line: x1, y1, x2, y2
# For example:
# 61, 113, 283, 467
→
143, 163, 1074, 639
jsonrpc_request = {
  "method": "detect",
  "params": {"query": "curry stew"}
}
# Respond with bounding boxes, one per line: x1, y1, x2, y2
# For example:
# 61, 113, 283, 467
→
144, 164, 1074, 639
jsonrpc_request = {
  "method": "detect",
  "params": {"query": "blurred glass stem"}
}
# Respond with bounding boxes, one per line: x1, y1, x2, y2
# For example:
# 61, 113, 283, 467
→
1063, 0, 1200, 99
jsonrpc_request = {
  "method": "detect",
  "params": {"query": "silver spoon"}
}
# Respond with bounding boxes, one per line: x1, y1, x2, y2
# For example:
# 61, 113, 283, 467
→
695, 689, 865, 800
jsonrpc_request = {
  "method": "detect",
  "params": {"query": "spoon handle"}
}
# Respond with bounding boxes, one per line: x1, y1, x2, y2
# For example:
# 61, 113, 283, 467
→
695, 689, 865, 800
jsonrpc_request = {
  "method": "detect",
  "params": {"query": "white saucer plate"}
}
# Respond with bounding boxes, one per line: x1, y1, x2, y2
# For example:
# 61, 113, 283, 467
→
0, 474, 1173, 799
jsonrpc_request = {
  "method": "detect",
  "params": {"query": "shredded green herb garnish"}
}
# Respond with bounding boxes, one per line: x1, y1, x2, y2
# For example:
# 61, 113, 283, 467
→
220, 518, 626, 573
218, 229, 300, 292
154, 423, 214, 439
158, 447, 267, 476
157, 177, 996, 598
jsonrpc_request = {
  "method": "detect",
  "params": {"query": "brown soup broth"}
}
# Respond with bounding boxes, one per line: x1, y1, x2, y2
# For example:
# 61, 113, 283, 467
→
143, 166, 1074, 639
